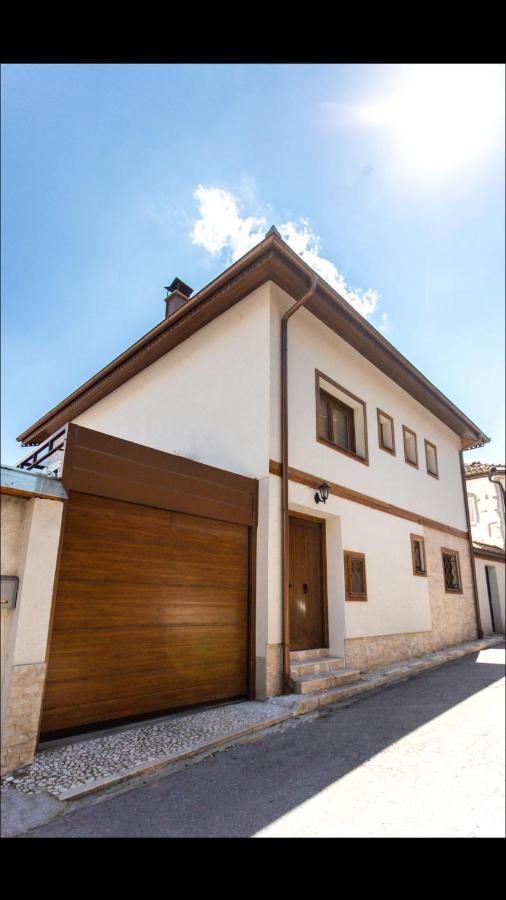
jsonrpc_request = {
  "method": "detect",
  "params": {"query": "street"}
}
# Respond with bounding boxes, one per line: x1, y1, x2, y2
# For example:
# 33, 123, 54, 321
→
7, 643, 506, 838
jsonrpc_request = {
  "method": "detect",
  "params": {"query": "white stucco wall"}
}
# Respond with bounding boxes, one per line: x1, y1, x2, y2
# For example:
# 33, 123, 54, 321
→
74, 284, 272, 480
467, 475, 505, 548
270, 284, 468, 532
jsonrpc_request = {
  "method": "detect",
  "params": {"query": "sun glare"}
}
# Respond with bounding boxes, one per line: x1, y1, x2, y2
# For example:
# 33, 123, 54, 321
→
359, 64, 505, 175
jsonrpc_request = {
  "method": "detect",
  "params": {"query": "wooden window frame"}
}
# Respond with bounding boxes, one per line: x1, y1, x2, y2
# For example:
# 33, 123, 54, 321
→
315, 370, 369, 466
410, 533, 427, 577
441, 548, 463, 594
343, 550, 368, 601
377, 408, 396, 456
320, 389, 356, 453
402, 425, 419, 469
424, 439, 439, 479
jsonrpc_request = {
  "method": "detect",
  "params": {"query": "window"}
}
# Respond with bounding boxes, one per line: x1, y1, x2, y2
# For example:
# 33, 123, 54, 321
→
467, 493, 479, 526
403, 426, 418, 468
424, 439, 439, 478
344, 551, 367, 601
377, 409, 396, 455
319, 390, 356, 452
441, 549, 463, 593
410, 534, 427, 576
315, 371, 369, 465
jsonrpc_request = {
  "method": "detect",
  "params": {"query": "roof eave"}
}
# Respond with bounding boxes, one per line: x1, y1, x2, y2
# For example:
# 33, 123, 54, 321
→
16, 231, 489, 449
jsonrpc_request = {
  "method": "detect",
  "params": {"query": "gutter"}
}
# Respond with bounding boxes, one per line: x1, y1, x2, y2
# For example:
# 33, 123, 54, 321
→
281, 276, 319, 691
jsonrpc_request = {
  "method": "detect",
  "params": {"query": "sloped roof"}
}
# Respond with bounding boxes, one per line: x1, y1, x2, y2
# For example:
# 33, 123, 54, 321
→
472, 540, 506, 560
17, 229, 490, 449
465, 462, 505, 478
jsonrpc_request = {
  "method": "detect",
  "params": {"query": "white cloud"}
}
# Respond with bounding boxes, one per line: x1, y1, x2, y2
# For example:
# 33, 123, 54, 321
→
190, 185, 266, 262
190, 185, 381, 321
278, 218, 379, 318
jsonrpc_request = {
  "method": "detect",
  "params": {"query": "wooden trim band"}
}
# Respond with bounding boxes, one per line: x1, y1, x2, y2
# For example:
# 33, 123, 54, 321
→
269, 458, 468, 540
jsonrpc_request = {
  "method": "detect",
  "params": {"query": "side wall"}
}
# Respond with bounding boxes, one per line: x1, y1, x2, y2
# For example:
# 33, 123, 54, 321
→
1, 494, 64, 775
265, 284, 478, 684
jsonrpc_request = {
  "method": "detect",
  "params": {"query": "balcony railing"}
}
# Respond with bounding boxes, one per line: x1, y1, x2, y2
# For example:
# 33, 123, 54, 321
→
16, 426, 68, 478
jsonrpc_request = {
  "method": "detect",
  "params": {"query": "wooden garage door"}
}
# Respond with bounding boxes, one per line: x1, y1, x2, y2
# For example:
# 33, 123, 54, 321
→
41, 491, 250, 734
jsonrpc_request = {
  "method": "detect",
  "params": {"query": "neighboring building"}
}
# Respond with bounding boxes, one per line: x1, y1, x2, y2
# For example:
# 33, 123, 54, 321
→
1, 228, 493, 773
465, 462, 506, 635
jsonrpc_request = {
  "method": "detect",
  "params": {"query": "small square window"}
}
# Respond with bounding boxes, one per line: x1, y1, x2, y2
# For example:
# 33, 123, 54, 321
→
403, 426, 418, 468
344, 551, 367, 601
425, 440, 439, 478
410, 534, 427, 576
377, 409, 395, 455
442, 549, 463, 593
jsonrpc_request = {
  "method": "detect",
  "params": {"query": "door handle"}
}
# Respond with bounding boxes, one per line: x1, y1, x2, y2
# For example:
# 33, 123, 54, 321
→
303, 583, 309, 593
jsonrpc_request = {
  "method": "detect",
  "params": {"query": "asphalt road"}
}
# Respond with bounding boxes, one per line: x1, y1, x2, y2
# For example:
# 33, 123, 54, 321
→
11, 643, 506, 838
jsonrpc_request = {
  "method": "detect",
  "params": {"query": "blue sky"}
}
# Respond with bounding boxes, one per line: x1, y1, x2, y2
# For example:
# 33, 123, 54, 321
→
2, 63, 504, 464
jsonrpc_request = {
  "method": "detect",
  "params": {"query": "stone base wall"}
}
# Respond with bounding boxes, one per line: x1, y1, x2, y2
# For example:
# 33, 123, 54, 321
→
345, 632, 433, 671
255, 643, 283, 699
1, 663, 46, 775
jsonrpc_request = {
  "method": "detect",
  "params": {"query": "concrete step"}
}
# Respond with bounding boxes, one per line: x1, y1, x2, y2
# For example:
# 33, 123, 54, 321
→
290, 656, 346, 677
289, 668, 361, 694
289, 648, 330, 662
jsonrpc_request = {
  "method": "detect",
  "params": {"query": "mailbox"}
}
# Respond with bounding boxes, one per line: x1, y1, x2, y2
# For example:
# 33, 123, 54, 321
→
1, 576, 19, 609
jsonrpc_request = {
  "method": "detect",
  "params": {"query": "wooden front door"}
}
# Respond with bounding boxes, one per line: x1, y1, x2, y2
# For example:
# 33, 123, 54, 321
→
289, 514, 327, 651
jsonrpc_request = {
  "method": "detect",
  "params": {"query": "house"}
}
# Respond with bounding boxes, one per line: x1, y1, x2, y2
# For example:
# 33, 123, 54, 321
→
465, 462, 506, 634
0, 227, 492, 774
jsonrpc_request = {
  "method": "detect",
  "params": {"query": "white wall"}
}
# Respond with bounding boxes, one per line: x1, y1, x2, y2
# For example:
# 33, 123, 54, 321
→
74, 284, 272, 480
467, 476, 505, 548
270, 284, 468, 532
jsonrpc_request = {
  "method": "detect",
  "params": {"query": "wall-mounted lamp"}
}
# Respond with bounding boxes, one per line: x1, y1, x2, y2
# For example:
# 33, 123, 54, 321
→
314, 483, 329, 504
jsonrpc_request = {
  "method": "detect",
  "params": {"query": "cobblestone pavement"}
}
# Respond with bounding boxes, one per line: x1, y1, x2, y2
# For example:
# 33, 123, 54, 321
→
1, 700, 288, 799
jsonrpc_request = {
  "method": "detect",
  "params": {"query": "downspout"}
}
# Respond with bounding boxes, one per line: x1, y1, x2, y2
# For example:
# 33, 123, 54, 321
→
281, 276, 318, 691
459, 450, 483, 637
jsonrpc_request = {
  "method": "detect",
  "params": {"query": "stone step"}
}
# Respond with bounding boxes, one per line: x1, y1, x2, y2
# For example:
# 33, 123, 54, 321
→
289, 648, 330, 662
290, 656, 346, 677
289, 668, 361, 694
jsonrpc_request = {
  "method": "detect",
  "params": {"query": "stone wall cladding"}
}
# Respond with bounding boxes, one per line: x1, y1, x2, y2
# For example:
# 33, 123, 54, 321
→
265, 643, 283, 696
425, 528, 478, 650
345, 530, 479, 671
1, 663, 46, 776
